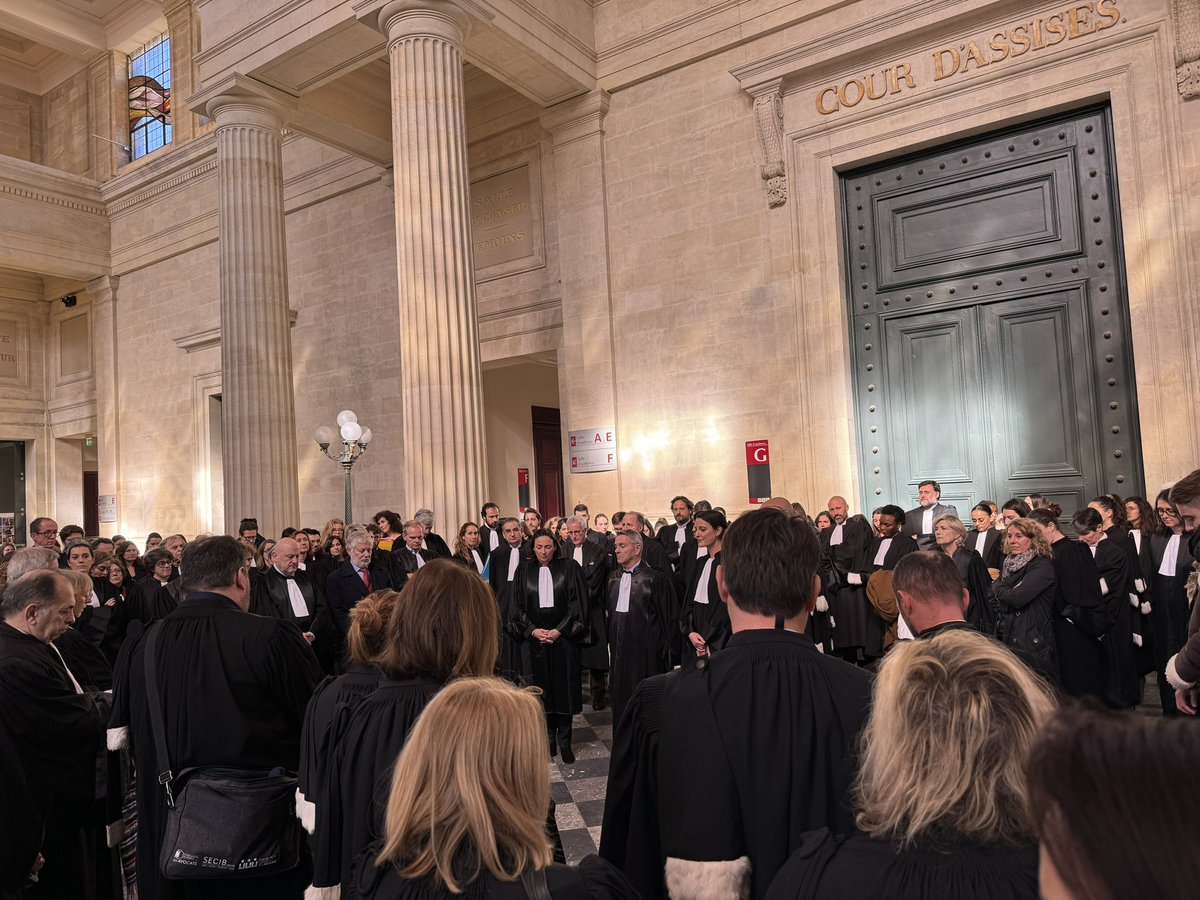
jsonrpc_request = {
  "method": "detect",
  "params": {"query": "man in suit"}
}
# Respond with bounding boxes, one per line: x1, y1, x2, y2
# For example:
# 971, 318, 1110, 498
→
251, 536, 333, 671
573, 503, 606, 546
904, 480, 959, 551
413, 508, 452, 558
326, 526, 399, 637
566, 515, 612, 709
619, 511, 671, 574
656, 496, 694, 573
392, 521, 435, 575
479, 502, 503, 562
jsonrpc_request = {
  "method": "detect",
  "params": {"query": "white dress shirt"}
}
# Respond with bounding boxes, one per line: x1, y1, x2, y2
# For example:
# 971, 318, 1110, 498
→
921, 507, 934, 534
573, 545, 584, 565
674, 523, 688, 548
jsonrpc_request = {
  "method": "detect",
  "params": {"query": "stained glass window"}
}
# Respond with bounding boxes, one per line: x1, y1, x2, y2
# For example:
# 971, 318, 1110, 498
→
129, 32, 172, 160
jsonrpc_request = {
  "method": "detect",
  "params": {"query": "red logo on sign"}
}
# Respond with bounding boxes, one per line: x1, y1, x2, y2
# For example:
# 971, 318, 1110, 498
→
745, 440, 770, 466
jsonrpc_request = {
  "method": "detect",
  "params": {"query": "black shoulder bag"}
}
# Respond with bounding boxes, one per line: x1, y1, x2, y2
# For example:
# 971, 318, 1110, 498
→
143, 624, 303, 879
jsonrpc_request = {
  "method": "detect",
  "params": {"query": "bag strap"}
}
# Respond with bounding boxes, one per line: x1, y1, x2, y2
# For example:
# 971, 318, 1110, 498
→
141, 624, 176, 807
520, 868, 553, 900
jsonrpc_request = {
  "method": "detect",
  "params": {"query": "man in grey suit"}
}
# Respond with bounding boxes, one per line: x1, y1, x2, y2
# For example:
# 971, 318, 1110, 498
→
904, 479, 959, 551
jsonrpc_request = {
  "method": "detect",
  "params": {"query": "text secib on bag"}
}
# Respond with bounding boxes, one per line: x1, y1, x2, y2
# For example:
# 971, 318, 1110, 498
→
143, 623, 303, 879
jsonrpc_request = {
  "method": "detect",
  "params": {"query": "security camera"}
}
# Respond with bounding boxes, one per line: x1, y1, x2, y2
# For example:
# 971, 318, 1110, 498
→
61, 295, 77, 308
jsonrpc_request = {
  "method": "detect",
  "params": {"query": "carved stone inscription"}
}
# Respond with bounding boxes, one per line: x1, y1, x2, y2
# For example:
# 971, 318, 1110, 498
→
471, 165, 534, 270
0, 318, 18, 379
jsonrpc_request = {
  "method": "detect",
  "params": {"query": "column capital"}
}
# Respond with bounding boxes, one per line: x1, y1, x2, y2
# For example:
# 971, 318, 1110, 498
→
188, 73, 297, 130
355, 0, 492, 45
87, 275, 120, 304
541, 90, 611, 148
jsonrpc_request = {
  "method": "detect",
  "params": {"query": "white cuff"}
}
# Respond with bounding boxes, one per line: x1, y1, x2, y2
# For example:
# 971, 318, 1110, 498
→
1129, 593, 1139, 607
1132, 632, 1143, 647
1135, 578, 1147, 593
296, 789, 316, 834
847, 573, 862, 586
1141, 601, 1152, 616
1166, 655, 1196, 691
665, 856, 751, 900
1099, 577, 1109, 596
106, 726, 129, 752
815, 595, 829, 613
305, 886, 341, 900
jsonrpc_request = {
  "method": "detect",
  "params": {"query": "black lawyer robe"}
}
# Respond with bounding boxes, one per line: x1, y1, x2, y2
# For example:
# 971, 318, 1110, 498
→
967, 526, 1005, 573
850, 533, 917, 653
0, 622, 105, 900
1088, 537, 1140, 708
0, 722, 42, 898
74, 576, 125, 667
298, 663, 382, 889
656, 520, 694, 571
945, 547, 996, 634
126, 576, 180, 626
511, 558, 588, 718
313, 678, 442, 891
600, 630, 873, 900
567, 539, 612, 672
488, 541, 530, 681
54, 626, 113, 691
819, 518, 874, 654
679, 549, 730, 666
1047, 538, 1107, 701
108, 594, 323, 900
606, 564, 677, 726
251, 565, 334, 672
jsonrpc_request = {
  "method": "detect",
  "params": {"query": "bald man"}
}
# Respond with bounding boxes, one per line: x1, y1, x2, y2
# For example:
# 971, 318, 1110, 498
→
250, 536, 333, 671
819, 495, 876, 664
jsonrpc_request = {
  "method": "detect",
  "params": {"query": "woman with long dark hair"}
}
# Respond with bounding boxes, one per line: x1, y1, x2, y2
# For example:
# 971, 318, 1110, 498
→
680, 510, 730, 666
1148, 490, 1195, 715
510, 529, 588, 763
452, 522, 485, 575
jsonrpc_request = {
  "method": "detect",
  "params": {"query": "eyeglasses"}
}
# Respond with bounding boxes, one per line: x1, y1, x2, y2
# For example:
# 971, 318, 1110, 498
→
34, 530, 57, 537
1157, 507, 1178, 518
154, 560, 173, 568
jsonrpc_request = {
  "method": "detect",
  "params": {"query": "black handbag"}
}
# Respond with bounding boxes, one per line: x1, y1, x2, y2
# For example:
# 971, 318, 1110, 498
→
143, 625, 303, 879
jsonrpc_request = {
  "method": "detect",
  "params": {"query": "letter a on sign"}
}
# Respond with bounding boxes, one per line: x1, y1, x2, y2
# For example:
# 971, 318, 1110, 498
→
745, 440, 771, 503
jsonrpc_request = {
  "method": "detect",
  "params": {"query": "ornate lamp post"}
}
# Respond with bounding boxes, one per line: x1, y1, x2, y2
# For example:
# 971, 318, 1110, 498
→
313, 409, 372, 525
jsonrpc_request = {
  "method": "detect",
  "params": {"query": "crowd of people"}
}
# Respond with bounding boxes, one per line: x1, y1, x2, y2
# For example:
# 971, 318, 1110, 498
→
1, 468, 1199, 900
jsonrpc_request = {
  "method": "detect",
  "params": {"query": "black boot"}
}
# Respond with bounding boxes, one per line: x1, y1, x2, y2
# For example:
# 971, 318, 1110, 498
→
557, 723, 574, 765
548, 729, 557, 759
590, 670, 608, 711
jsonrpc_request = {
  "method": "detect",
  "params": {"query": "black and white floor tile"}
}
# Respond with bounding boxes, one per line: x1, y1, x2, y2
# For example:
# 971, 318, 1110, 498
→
550, 708, 613, 864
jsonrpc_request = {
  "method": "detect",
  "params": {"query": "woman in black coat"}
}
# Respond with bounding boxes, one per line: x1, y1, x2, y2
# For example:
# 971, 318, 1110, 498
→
932, 514, 995, 634
510, 529, 588, 763
1148, 491, 1196, 716
991, 518, 1058, 684
680, 510, 730, 666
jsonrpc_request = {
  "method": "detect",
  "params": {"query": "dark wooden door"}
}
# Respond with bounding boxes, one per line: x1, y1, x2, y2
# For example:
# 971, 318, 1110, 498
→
0, 441, 25, 545
843, 106, 1141, 513
83, 470, 99, 538
531, 406, 565, 519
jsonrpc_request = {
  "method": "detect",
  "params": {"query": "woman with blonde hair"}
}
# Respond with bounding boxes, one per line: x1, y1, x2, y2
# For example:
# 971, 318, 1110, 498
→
312, 560, 501, 897
932, 514, 995, 633
768, 630, 1053, 898
991, 517, 1059, 683
352, 676, 638, 898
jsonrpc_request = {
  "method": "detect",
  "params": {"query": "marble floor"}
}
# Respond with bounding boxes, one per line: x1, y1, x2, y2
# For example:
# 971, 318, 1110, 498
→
550, 708, 613, 864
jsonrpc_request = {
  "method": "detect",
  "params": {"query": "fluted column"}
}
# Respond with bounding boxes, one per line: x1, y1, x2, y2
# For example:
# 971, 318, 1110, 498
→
380, 0, 487, 529
209, 90, 299, 537
88, 275, 121, 530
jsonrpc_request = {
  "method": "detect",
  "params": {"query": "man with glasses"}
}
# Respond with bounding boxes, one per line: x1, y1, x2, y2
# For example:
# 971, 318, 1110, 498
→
28, 517, 59, 550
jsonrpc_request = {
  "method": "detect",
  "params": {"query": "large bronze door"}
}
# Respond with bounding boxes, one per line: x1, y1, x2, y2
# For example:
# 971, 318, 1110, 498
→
843, 106, 1141, 515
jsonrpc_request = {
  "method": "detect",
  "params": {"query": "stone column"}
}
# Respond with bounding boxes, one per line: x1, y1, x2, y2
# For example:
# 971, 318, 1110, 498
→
377, 1, 488, 529
87, 50, 128, 181
206, 85, 300, 537
542, 92, 621, 512
88, 275, 120, 530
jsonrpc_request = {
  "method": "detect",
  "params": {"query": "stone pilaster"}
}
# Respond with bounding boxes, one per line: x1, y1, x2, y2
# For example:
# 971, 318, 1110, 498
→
166, 0, 204, 143
377, 0, 488, 528
87, 50, 128, 181
88, 275, 120, 529
205, 83, 300, 537
541, 91, 620, 512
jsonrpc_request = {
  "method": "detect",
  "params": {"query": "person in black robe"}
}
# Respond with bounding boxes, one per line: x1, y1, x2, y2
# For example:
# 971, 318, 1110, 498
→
819, 497, 874, 664
931, 514, 995, 634
605, 531, 677, 726
299, 590, 392, 894
1069, 508, 1140, 708
126, 548, 181, 625
251, 537, 335, 672
600, 509, 872, 900
1148, 493, 1195, 715
0, 570, 106, 900
565, 516, 612, 710
848, 506, 917, 649
679, 510, 730, 667
486, 517, 529, 682
0, 721, 43, 898
55, 570, 114, 692
311, 561, 499, 896
615, 512, 672, 574
107, 537, 323, 900
63, 541, 126, 668
510, 530, 588, 762
967, 502, 1005, 575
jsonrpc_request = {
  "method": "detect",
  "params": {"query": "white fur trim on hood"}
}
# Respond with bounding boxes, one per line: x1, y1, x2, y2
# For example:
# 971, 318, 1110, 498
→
665, 856, 751, 900
296, 788, 316, 834
106, 726, 129, 752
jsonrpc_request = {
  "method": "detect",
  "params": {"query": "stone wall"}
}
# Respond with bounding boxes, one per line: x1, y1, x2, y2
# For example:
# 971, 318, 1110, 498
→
41, 69, 90, 176
0, 84, 43, 164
